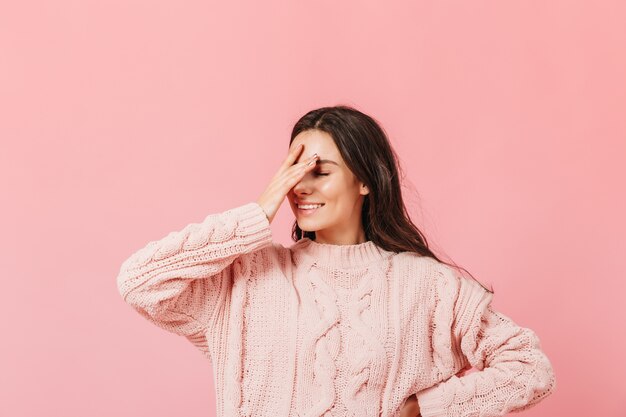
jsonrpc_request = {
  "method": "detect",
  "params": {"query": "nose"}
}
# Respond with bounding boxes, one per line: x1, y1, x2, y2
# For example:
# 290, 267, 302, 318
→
292, 171, 314, 195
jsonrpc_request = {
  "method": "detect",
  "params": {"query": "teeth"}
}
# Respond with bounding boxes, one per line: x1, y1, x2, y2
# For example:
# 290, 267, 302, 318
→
298, 204, 323, 209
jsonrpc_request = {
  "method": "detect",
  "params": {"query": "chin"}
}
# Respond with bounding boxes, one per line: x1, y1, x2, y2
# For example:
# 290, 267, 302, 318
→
297, 220, 321, 233
297, 224, 317, 233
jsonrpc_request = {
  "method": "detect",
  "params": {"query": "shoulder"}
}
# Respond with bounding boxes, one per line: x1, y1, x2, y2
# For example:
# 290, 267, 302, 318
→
392, 251, 440, 267
387, 252, 447, 302
391, 251, 442, 284
432, 262, 491, 306
234, 240, 296, 280
393, 254, 489, 303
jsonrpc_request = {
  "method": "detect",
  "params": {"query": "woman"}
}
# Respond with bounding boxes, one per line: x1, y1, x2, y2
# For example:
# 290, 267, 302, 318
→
117, 105, 556, 417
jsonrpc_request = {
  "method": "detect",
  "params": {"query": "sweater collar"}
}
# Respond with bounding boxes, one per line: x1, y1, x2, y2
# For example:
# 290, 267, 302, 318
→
291, 237, 395, 269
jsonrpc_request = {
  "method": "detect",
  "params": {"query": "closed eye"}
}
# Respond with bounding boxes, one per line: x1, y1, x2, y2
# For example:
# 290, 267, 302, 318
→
314, 172, 329, 176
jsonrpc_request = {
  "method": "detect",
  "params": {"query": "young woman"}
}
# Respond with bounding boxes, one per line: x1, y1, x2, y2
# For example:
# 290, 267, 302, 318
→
117, 105, 556, 417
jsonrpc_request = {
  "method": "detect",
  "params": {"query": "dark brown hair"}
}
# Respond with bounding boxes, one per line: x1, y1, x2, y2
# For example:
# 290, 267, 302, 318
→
289, 105, 494, 294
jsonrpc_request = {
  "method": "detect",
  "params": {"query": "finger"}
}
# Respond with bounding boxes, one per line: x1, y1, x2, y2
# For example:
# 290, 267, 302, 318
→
282, 152, 317, 176
281, 143, 305, 170
284, 154, 318, 184
294, 153, 319, 172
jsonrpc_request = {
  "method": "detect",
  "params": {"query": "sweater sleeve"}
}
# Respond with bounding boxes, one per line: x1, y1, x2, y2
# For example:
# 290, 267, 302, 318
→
116, 202, 273, 344
415, 267, 557, 417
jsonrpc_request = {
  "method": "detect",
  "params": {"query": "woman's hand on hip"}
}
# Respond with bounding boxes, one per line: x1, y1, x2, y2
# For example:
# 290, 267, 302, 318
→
399, 393, 421, 417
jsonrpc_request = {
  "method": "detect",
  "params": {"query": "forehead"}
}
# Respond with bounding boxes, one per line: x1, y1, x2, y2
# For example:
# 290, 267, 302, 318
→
290, 130, 342, 162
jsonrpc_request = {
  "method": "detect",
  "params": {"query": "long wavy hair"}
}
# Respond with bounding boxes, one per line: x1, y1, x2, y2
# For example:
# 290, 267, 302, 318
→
289, 105, 494, 294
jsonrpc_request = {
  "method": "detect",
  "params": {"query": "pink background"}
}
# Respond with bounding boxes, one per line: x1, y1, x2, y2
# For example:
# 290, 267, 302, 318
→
1, 1, 624, 416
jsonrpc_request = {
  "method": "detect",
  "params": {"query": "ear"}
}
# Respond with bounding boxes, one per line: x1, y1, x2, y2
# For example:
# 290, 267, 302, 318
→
360, 183, 370, 196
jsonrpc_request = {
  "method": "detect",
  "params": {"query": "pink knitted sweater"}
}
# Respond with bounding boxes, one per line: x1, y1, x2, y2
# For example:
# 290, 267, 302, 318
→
117, 202, 556, 417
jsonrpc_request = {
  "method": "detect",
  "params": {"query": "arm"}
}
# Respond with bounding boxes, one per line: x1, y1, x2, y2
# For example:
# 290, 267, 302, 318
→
415, 268, 557, 417
116, 202, 273, 343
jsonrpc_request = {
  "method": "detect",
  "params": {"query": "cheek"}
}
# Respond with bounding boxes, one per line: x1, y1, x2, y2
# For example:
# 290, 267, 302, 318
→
318, 174, 359, 197
318, 176, 348, 197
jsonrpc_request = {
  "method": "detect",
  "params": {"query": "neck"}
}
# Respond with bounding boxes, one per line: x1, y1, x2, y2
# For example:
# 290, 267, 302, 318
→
314, 233, 367, 245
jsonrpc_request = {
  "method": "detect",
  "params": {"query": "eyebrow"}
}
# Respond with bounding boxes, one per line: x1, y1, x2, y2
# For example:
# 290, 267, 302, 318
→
316, 159, 339, 166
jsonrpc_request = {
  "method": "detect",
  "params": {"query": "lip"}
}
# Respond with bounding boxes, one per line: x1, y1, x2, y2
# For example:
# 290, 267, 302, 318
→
295, 202, 325, 216
295, 200, 324, 205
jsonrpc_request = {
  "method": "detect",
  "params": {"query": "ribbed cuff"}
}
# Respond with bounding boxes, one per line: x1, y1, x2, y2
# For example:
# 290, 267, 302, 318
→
228, 201, 274, 253
415, 384, 447, 417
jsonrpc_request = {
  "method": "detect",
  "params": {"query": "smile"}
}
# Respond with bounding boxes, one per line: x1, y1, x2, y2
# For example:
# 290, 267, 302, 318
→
296, 203, 325, 215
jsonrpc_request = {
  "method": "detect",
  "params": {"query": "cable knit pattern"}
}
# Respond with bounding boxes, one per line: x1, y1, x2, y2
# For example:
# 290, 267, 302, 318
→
302, 262, 341, 417
117, 201, 557, 417
344, 261, 390, 416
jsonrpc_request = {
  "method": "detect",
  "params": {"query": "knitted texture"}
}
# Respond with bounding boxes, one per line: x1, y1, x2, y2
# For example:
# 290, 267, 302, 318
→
117, 202, 556, 417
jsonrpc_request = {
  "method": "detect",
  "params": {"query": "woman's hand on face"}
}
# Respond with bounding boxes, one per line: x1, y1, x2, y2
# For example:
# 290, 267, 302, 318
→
256, 143, 319, 224
399, 394, 421, 417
